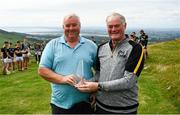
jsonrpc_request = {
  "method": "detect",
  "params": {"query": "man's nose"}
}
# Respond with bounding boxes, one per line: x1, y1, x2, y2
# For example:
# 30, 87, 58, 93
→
112, 26, 116, 31
69, 25, 74, 30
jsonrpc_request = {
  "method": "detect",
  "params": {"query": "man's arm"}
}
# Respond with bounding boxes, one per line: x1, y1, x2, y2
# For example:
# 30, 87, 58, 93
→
77, 43, 144, 92
38, 67, 76, 85
38, 40, 76, 86
99, 43, 144, 91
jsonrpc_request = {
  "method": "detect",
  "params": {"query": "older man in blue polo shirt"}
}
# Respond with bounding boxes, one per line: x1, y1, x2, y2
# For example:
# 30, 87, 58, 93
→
38, 14, 97, 114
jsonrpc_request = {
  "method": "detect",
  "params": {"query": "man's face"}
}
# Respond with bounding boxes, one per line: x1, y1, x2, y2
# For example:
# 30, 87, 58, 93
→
63, 17, 80, 42
107, 17, 126, 41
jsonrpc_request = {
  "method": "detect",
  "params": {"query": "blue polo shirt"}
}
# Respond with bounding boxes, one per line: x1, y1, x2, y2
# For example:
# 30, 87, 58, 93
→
39, 35, 97, 109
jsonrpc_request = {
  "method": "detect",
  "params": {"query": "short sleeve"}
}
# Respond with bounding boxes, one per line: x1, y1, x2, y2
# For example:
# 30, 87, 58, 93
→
39, 40, 54, 69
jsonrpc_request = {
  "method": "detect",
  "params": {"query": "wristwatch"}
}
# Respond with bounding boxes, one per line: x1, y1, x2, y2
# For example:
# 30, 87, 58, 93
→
98, 83, 102, 91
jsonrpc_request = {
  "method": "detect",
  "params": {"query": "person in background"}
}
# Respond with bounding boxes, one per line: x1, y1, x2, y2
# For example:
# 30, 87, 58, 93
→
130, 32, 138, 42
8, 42, 16, 72
125, 34, 129, 39
1, 41, 11, 75
15, 41, 24, 71
22, 37, 31, 69
34, 42, 42, 64
41, 40, 47, 51
139, 29, 148, 60
38, 14, 97, 114
76, 12, 144, 114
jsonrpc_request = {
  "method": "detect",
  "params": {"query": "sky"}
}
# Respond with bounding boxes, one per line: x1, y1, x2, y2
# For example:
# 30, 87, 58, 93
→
0, 0, 180, 29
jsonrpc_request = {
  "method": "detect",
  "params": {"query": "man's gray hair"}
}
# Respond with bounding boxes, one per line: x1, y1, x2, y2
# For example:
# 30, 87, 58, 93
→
106, 12, 126, 24
63, 13, 80, 24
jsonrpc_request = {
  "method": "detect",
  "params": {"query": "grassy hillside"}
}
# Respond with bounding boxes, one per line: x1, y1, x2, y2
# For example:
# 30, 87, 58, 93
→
0, 32, 25, 46
0, 39, 179, 114
138, 39, 180, 113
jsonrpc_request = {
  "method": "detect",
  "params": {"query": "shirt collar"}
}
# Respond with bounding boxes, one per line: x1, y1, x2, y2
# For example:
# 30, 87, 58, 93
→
58, 34, 85, 44
109, 37, 127, 49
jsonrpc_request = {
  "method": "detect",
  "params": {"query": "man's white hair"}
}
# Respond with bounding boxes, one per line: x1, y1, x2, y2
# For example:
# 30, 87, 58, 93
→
63, 13, 80, 25
106, 12, 126, 24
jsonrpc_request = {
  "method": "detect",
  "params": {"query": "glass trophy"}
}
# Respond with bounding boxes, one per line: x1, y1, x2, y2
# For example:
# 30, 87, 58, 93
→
75, 60, 85, 85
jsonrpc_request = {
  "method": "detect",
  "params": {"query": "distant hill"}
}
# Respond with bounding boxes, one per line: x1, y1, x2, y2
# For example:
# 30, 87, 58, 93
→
1, 27, 180, 47
0, 29, 38, 46
0, 29, 9, 34
2, 27, 180, 43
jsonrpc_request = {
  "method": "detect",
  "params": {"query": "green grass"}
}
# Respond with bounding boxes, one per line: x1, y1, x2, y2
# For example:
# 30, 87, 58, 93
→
0, 59, 51, 114
138, 39, 180, 113
0, 39, 180, 114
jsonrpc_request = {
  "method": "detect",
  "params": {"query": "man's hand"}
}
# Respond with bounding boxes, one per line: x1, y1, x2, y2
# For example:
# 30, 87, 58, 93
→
75, 81, 98, 93
61, 74, 77, 86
